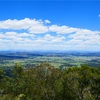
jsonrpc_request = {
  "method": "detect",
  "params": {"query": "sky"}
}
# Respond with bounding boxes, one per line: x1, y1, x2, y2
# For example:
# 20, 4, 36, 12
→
0, 0, 100, 51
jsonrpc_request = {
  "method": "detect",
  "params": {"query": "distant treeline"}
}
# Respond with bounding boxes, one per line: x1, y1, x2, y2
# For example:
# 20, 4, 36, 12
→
0, 62, 100, 100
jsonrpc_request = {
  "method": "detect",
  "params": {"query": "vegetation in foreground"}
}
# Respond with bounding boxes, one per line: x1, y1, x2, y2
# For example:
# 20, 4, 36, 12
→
0, 62, 100, 100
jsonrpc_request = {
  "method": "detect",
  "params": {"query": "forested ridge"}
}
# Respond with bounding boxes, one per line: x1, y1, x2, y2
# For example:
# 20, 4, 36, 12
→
0, 62, 100, 100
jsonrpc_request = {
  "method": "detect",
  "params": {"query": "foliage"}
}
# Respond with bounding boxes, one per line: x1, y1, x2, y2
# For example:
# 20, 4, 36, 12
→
0, 62, 100, 100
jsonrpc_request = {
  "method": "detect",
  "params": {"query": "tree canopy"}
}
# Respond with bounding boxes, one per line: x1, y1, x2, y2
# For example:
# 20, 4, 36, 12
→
0, 62, 100, 100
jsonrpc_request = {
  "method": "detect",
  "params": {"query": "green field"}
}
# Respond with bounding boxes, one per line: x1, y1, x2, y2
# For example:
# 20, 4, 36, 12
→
0, 51, 100, 70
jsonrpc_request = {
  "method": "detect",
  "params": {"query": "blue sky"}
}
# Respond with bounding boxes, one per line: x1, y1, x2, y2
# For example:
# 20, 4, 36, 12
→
0, 0, 100, 51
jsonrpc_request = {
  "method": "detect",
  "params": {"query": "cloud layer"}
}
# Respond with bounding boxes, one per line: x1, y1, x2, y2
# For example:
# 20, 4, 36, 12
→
0, 18, 100, 51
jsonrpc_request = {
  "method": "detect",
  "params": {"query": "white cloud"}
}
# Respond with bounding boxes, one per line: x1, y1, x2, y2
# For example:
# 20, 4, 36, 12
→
18, 33, 34, 37
0, 18, 49, 34
49, 25, 79, 34
44, 20, 51, 24
0, 32, 35, 45
29, 25, 48, 34
68, 29, 100, 44
0, 18, 100, 51
98, 14, 100, 17
43, 34, 66, 43
0, 18, 32, 30
5, 32, 18, 36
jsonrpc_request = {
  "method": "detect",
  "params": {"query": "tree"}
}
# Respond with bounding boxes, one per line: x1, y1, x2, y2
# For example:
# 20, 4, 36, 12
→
62, 65, 93, 100
0, 68, 5, 96
90, 67, 100, 100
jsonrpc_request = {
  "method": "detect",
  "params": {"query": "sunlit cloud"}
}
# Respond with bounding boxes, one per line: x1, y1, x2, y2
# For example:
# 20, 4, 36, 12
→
0, 18, 100, 51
